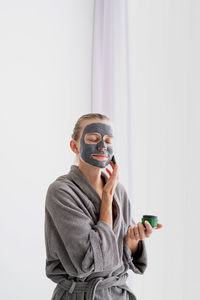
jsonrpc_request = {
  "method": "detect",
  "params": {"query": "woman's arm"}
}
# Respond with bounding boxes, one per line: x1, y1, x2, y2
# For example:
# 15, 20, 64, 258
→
99, 161, 119, 229
99, 192, 113, 229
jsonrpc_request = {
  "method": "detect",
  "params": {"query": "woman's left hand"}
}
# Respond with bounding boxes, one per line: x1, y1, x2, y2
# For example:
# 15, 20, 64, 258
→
125, 221, 163, 254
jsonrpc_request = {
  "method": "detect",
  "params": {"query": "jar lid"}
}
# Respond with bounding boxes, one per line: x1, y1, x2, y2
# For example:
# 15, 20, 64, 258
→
142, 215, 158, 219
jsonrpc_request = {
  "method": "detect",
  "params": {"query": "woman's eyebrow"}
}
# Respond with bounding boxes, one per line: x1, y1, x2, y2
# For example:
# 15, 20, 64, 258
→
87, 133, 114, 138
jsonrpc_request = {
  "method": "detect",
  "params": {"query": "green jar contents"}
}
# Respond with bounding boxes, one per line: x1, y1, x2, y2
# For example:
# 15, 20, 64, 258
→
142, 215, 158, 228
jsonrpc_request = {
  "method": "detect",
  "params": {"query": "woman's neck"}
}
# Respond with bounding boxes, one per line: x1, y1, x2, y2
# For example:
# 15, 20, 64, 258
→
78, 161, 104, 190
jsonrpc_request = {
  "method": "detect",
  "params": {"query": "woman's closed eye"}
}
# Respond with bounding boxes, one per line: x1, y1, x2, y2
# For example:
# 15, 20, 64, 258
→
88, 137, 99, 142
85, 133, 113, 145
88, 138, 112, 145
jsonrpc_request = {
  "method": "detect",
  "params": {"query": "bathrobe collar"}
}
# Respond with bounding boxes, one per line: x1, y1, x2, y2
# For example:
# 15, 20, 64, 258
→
67, 164, 108, 202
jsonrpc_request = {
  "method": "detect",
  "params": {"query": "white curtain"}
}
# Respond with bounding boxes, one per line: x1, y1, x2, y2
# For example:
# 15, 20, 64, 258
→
91, 0, 133, 194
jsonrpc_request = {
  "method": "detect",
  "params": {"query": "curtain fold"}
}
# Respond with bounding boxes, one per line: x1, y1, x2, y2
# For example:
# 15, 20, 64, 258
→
91, 0, 133, 194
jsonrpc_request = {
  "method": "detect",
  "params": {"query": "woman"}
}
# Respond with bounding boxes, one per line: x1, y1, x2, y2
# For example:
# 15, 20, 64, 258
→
44, 113, 162, 300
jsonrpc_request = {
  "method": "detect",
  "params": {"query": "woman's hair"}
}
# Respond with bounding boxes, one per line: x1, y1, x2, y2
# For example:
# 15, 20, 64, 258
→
71, 113, 110, 141
71, 113, 111, 165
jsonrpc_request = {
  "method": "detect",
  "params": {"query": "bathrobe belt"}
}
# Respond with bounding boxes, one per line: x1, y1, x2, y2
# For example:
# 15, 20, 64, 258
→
56, 272, 135, 300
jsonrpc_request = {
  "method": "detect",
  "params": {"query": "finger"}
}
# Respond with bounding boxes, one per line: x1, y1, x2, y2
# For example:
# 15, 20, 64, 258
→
127, 227, 132, 239
110, 164, 118, 180
105, 168, 112, 177
106, 164, 118, 181
133, 225, 140, 241
144, 221, 153, 237
138, 222, 146, 240
130, 227, 134, 239
155, 223, 163, 229
110, 160, 118, 171
110, 160, 114, 169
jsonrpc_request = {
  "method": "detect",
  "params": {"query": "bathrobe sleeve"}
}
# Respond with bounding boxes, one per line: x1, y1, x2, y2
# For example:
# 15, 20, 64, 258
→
120, 184, 148, 274
45, 181, 121, 279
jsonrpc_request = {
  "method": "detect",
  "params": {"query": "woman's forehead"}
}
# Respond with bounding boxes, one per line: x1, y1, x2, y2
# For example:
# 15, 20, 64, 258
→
81, 120, 114, 136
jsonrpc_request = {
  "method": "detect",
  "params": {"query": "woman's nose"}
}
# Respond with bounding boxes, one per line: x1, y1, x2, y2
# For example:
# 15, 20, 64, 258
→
97, 139, 107, 150
98, 147, 106, 150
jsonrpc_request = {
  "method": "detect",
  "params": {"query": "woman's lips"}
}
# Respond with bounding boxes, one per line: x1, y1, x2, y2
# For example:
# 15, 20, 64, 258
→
92, 154, 108, 159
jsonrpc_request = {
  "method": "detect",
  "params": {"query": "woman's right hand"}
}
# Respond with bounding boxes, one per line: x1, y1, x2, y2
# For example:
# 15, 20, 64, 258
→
102, 161, 119, 200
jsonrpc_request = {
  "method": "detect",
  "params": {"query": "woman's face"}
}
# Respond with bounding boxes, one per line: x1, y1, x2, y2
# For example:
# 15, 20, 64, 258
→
78, 120, 115, 168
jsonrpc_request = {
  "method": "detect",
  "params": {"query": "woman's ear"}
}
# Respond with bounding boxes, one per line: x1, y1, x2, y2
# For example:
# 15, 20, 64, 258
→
70, 140, 79, 155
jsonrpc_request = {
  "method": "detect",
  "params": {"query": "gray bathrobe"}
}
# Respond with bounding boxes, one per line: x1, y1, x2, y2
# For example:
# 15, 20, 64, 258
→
44, 165, 147, 300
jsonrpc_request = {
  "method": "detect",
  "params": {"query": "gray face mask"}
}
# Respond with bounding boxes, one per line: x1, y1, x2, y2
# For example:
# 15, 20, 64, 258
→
79, 122, 114, 168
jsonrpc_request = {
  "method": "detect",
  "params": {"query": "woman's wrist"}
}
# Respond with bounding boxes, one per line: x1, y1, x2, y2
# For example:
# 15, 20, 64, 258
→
126, 239, 140, 254
102, 191, 113, 203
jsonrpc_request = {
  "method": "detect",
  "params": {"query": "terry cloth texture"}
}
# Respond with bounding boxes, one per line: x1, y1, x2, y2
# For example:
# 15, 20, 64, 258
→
44, 165, 148, 299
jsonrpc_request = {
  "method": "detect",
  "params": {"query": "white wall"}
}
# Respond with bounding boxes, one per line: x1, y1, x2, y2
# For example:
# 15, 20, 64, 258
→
0, 1, 94, 299
127, 1, 200, 300
1, 1, 199, 300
